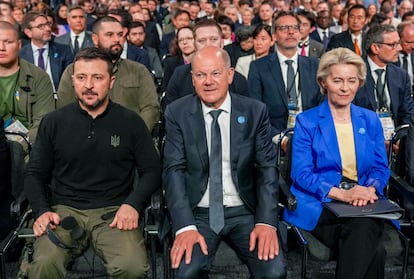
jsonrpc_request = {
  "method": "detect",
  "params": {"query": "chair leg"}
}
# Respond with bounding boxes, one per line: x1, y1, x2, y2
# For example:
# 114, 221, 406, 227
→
0, 230, 19, 279
150, 235, 157, 279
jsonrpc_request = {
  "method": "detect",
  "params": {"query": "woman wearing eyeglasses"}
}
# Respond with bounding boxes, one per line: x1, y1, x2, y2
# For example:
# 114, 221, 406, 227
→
283, 48, 390, 279
162, 26, 195, 93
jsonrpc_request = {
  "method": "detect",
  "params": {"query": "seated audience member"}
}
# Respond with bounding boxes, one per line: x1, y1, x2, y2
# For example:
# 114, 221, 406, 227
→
20, 11, 74, 91
128, 21, 163, 83
55, 6, 95, 56
217, 14, 235, 46
108, 8, 150, 69
57, 16, 160, 131
235, 24, 274, 79
240, 7, 254, 26
162, 26, 195, 92
160, 9, 191, 58
24, 48, 161, 279
354, 24, 414, 142
248, 11, 323, 140
164, 19, 249, 109
163, 46, 287, 279
224, 24, 255, 67
297, 10, 325, 58
284, 47, 390, 279
0, 118, 11, 240
327, 4, 367, 56
55, 4, 69, 35
0, 21, 54, 142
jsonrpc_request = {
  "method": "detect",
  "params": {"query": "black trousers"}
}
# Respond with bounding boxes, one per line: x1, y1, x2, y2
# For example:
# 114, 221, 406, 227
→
175, 206, 287, 279
311, 208, 386, 279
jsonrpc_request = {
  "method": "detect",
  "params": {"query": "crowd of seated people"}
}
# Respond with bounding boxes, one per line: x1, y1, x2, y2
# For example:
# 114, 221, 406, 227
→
1, 0, 414, 277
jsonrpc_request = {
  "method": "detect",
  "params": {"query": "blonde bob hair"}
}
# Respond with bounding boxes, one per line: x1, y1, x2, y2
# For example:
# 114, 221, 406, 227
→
317, 47, 366, 95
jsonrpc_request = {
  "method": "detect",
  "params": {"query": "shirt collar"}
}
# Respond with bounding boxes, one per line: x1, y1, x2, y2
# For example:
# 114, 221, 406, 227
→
276, 49, 298, 64
201, 92, 231, 117
367, 56, 386, 72
31, 41, 49, 52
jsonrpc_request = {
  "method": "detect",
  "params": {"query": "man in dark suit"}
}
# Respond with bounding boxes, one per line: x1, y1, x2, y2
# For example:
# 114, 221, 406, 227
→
164, 19, 249, 110
354, 24, 414, 140
163, 46, 286, 279
309, 10, 336, 50
396, 21, 414, 93
327, 4, 367, 57
107, 9, 151, 69
297, 10, 325, 58
20, 11, 74, 91
248, 11, 323, 140
54, 6, 94, 56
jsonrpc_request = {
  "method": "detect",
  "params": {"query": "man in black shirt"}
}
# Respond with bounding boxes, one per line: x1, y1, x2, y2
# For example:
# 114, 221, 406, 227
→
24, 48, 161, 279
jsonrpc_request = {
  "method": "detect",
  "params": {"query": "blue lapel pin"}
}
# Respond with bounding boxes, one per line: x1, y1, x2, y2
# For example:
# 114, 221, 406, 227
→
359, 128, 365, 134
237, 116, 246, 124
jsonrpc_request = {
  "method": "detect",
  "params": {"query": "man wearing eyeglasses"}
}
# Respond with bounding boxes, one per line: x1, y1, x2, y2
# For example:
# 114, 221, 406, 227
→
20, 11, 74, 92
248, 11, 323, 143
354, 24, 414, 143
327, 4, 367, 57
396, 21, 414, 94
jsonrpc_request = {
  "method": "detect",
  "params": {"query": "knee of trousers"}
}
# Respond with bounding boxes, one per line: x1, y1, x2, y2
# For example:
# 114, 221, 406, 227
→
175, 260, 207, 279
28, 252, 67, 279
106, 256, 149, 279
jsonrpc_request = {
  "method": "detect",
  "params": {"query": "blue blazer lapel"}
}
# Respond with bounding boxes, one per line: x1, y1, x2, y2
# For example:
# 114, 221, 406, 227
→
189, 96, 209, 170
269, 53, 288, 108
318, 101, 342, 170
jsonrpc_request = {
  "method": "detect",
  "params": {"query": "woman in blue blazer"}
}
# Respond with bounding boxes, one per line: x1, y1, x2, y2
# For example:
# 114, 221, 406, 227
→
283, 48, 390, 279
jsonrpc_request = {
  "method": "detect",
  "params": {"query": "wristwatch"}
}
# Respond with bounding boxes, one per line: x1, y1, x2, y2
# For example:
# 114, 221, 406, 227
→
339, 181, 356, 190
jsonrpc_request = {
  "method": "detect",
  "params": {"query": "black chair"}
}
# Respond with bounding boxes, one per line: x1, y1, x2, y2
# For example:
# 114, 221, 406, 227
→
388, 124, 414, 227
277, 129, 411, 279
0, 131, 31, 279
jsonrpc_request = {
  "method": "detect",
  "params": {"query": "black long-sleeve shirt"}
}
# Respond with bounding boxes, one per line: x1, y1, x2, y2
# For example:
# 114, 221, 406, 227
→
24, 101, 161, 218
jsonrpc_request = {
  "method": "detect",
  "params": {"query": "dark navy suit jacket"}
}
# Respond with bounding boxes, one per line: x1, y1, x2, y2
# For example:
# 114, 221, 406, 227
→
162, 93, 279, 233
126, 43, 150, 69
159, 31, 175, 59
164, 64, 249, 110
353, 61, 414, 126
19, 41, 74, 91
309, 28, 335, 46
327, 31, 367, 57
248, 52, 324, 137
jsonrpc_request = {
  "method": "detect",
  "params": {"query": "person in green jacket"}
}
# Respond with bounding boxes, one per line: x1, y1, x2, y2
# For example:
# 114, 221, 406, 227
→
57, 16, 160, 131
0, 21, 54, 142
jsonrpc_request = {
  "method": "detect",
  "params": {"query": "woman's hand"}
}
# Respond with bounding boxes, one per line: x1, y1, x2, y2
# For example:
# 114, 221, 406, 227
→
329, 185, 378, 205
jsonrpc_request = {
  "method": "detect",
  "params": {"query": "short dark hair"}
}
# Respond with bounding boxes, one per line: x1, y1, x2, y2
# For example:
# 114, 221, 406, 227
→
68, 5, 86, 16
107, 8, 132, 29
21, 11, 47, 30
129, 20, 145, 32
173, 9, 190, 20
217, 15, 235, 32
74, 47, 114, 76
363, 24, 396, 54
92, 16, 122, 34
348, 4, 367, 17
235, 25, 255, 43
297, 9, 316, 28
402, 10, 414, 21
253, 24, 272, 38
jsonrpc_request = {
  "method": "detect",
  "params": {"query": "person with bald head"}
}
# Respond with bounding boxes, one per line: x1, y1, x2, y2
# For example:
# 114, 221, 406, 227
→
0, 21, 54, 141
163, 46, 287, 279
0, 20, 54, 240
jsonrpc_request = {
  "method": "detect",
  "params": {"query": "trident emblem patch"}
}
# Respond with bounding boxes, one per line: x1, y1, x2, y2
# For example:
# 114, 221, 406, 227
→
110, 135, 120, 147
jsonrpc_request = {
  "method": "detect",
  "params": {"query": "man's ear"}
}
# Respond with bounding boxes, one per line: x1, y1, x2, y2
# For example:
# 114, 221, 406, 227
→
23, 28, 31, 39
92, 33, 98, 47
